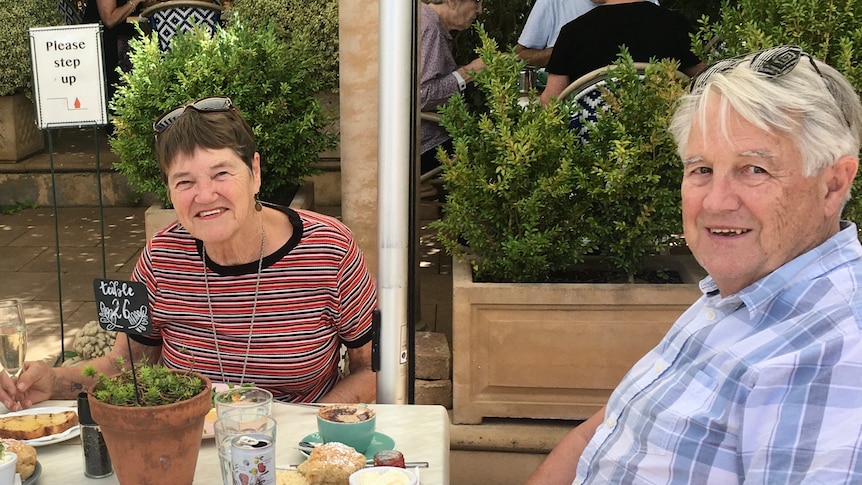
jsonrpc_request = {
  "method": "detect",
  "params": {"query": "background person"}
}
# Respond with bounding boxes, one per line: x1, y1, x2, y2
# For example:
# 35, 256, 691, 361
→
515, 0, 658, 68
540, 0, 705, 105
84, 0, 153, 111
420, 0, 485, 174
0, 97, 378, 408
527, 45, 862, 484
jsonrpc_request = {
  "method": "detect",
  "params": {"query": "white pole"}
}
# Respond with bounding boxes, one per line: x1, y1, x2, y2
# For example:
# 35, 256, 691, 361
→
376, 0, 417, 403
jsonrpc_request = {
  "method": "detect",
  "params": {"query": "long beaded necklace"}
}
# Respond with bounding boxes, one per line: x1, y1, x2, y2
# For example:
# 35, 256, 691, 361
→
202, 225, 266, 385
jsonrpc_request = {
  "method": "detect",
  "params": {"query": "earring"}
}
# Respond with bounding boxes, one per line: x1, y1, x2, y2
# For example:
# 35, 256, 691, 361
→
254, 193, 262, 212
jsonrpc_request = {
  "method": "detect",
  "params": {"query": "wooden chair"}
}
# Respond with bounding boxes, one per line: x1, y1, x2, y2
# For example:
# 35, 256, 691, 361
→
140, 0, 223, 51
558, 62, 689, 139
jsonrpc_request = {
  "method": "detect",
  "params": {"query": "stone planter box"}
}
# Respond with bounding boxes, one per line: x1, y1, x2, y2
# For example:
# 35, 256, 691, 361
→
145, 181, 316, 239
452, 255, 705, 424
0, 94, 44, 162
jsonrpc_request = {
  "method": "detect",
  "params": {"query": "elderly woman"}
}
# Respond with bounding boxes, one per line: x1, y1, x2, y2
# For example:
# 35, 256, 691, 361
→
420, 0, 485, 173
0, 97, 378, 408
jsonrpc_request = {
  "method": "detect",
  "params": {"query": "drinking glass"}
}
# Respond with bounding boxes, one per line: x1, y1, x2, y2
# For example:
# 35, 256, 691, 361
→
214, 386, 273, 418
0, 299, 27, 378
214, 412, 277, 485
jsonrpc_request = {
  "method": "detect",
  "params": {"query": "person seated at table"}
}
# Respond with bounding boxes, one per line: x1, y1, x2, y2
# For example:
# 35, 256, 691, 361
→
420, 0, 486, 174
84, 0, 156, 115
527, 45, 862, 484
0, 96, 378, 409
539, 0, 705, 106
514, 0, 658, 68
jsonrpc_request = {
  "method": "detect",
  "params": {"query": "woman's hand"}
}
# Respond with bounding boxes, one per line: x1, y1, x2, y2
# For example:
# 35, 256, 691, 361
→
457, 57, 487, 84
0, 361, 56, 411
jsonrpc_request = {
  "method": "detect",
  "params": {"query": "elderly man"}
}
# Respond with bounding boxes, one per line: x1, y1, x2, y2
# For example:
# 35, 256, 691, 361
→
527, 45, 862, 484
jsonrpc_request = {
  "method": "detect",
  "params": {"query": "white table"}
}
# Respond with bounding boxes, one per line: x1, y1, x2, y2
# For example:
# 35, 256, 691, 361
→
23, 401, 450, 484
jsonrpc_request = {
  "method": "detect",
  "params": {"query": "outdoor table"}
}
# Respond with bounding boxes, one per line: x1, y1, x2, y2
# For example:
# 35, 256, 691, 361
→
11, 400, 450, 484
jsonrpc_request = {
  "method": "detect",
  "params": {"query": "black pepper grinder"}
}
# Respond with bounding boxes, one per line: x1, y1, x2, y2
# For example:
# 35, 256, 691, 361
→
77, 392, 113, 478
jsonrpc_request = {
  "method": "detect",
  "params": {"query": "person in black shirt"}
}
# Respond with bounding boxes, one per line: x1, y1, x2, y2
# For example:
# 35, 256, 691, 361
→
540, 0, 705, 105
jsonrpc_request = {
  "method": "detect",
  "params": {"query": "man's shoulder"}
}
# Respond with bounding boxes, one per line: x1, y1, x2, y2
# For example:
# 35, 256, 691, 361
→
777, 229, 862, 311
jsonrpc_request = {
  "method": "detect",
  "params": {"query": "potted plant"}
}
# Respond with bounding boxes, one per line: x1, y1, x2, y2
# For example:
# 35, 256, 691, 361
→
434, 26, 704, 423
84, 359, 212, 484
690, 0, 862, 226
228, 0, 339, 92
0, 0, 61, 161
110, 15, 337, 212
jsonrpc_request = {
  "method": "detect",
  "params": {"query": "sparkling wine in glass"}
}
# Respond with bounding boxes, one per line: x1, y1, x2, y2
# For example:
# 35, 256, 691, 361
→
0, 299, 27, 378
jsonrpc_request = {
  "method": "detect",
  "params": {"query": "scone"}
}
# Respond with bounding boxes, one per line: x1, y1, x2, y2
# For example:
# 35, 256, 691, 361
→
0, 410, 79, 440
276, 469, 309, 485
0, 438, 37, 479
297, 442, 366, 485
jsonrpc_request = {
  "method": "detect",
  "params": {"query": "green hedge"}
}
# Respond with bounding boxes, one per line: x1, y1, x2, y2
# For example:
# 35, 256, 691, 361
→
110, 19, 335, 206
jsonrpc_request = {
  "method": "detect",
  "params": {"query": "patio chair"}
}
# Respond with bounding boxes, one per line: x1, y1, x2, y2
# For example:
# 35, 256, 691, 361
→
140, 0, 223, 51
58, 0, 86, 25
558, 62, 689, 140
419, 111, 446, 211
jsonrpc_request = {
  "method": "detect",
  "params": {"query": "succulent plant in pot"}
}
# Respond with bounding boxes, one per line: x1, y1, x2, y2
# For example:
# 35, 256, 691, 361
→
84, 359, 212, 484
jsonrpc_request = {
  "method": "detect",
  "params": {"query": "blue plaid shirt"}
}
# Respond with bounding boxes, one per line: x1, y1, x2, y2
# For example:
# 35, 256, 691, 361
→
576, 222, 862, 484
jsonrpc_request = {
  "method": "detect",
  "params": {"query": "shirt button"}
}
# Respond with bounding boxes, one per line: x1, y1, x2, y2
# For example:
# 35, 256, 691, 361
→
654, 362, 667, 373
704, 309, 717, 320
605, 417, 616, 429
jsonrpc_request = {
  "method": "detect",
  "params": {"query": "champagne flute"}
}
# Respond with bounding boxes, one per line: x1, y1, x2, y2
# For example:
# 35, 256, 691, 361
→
0, 299, 27, 378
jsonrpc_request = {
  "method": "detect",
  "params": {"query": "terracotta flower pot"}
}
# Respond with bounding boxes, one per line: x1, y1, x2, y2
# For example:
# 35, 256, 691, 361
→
88, 372, 213, 485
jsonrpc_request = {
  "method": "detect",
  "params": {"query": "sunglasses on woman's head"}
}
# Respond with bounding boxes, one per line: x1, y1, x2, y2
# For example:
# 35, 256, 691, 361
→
153, 96, 235, 135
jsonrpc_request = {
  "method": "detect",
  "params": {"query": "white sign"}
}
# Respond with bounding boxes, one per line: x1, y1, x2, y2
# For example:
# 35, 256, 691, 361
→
29, 24, 108, 129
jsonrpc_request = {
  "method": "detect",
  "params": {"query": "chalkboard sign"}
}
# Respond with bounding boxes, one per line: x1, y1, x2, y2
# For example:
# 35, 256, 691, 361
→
92, 279, 152, 335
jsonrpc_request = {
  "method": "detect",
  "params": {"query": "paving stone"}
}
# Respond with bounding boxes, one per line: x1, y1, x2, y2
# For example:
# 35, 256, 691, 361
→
415, 331, 451, 380
414, 379, 452, 408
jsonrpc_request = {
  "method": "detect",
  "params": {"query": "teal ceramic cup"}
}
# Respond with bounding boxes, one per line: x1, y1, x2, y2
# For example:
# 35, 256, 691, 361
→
316, 404, 376, 453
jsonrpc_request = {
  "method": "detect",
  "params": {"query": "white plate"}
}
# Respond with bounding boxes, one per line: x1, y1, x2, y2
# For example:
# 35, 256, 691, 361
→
2, 406, 80, 447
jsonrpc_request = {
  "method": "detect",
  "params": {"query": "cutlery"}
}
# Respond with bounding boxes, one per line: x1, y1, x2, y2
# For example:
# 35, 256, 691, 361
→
297, 441, 321, 452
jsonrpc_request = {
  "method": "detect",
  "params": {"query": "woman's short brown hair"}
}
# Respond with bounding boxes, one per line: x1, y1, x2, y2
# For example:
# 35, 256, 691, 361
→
155, 107, 257, 183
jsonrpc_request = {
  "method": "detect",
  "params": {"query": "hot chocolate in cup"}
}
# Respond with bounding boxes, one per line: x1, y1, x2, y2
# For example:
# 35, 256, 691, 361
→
316, 404, 376, 453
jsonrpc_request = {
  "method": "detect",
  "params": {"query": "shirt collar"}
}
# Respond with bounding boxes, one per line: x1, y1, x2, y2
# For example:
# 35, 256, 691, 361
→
698, 221, 862, 318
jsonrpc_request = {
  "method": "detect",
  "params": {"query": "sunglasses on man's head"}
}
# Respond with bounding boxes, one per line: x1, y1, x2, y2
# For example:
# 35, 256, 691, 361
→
689, 45, 825, 95
153, 96, 235, 135
689, 45, 849, 127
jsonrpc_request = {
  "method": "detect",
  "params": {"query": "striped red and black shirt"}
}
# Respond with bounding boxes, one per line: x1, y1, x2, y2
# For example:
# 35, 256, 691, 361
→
132, 206, 377, 402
